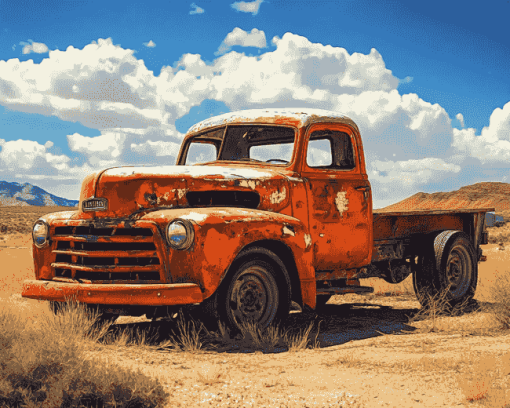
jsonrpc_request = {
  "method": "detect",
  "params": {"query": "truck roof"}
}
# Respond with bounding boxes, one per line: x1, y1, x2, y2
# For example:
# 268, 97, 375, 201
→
186, 108, 360, 134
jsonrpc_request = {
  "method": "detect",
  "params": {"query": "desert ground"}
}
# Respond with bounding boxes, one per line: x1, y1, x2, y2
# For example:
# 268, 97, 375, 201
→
2, 206, 510, 407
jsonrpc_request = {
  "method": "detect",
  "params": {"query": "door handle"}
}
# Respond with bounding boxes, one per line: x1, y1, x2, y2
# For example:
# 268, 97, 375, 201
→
355, 186, 370, 200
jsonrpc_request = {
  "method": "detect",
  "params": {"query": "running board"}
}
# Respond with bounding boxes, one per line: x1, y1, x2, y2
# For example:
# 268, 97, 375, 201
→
316, 286, 374, 296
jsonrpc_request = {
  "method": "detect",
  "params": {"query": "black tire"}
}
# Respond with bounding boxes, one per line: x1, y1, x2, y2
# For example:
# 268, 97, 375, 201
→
413, 231, 477, 309
315, 295, 332, 310
211, 247, 291, 333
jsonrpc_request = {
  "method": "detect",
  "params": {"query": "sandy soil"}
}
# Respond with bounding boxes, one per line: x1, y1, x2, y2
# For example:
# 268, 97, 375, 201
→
2, 232, 510, 407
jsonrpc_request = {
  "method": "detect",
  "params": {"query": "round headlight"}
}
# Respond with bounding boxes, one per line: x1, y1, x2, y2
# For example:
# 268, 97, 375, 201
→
33, 220, 50, 248
166, 220, 194, 250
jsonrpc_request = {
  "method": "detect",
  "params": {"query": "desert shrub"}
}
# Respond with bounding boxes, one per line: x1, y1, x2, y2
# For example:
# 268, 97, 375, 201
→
481, 271, 510, 330
487, 225, 510, 244
0, 298, 169, 408
159, 312, 322, 353
407, 283, 477, 333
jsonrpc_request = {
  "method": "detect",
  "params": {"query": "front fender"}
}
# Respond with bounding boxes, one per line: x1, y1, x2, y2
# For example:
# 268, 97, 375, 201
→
141, 208, 315, 308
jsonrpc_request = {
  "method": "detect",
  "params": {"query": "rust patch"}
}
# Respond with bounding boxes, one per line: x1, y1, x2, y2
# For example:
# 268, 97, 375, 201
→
304, 233, 312, 249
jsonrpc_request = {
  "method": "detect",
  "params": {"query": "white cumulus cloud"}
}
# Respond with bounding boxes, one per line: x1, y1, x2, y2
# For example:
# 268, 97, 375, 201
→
189, 3, 204, 14
369, 158, 462, 208
143, 40, 156, 48
231, 0, 264, 15
20, 40, 49, 54
130, 140, 181, 157
456, 113, 465, 128
0, 138, 93, 200
452, 101, 510, 164
216, 27, 267, 55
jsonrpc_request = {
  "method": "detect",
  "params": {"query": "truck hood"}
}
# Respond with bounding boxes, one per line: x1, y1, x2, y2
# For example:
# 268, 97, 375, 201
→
80, 165, 294, 218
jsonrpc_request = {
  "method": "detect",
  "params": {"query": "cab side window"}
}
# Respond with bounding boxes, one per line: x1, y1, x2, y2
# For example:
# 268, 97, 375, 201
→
306, 130, 355, 170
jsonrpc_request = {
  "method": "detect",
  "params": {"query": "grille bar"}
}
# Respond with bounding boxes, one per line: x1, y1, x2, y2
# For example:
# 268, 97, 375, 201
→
53, 249, 158, 258
53, 235, 153, 243
52, 262, 159, 273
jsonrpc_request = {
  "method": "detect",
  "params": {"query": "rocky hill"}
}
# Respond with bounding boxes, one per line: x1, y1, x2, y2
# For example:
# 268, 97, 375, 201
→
380, 182, 510, 223
0, 181, 78, 207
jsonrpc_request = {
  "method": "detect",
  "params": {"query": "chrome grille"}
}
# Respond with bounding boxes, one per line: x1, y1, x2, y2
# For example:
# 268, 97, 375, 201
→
51, 225, 163, 283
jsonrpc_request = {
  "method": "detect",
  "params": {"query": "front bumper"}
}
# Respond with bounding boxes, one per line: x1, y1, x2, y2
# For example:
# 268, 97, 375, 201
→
22, 280, 204, 306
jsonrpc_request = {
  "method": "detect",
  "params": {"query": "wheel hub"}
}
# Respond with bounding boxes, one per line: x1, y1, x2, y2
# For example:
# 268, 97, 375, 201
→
445, 244, 472, 297
237, 278, 266, 319
229, 265, 278, 326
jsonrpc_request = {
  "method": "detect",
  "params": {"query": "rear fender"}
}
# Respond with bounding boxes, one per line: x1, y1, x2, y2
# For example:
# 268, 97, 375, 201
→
143, 208, 316, 309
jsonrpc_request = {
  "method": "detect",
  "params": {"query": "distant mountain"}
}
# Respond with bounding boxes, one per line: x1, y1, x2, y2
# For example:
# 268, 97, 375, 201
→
0, 181, 78, 207
379, 182, 510, 225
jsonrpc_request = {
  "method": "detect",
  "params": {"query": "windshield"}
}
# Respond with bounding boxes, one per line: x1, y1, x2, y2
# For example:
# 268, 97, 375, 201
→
181, 125, 296, 165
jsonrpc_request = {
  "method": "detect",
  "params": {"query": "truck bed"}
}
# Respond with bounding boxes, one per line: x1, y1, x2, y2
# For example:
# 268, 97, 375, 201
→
372, 207, 494, 249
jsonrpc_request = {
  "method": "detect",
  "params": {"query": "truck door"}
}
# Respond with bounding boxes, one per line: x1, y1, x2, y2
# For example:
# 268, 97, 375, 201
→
301, 124, 372, 271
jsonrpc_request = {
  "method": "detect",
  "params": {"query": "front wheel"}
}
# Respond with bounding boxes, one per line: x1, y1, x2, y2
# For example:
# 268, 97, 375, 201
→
413, 231, 477, 309
215, 247, 291, 333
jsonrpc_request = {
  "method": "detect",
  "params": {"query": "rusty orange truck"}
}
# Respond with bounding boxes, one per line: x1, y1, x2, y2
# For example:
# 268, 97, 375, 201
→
22, 109, 493, 331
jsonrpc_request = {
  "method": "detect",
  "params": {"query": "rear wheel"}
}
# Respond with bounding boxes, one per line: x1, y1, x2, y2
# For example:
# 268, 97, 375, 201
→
213, 247, 291, 333
413, 231, 477, 309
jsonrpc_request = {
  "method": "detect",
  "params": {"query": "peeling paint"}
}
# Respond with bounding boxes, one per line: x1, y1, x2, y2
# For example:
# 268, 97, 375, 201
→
304, 234, 312, 249
270, 187, 287, 204
335, 192, 349, 215
238, 180, 257, 190
44, 211, 76, 222
156, 191, 173, 205
104, 165, 273, 179
182, 212, 209, 223
177, 189, 187, 200
187, 108, 356, 134
282, 225, 295, 237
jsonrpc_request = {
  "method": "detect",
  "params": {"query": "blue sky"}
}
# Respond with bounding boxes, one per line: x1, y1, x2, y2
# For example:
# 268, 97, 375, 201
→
0, 0, 509, 208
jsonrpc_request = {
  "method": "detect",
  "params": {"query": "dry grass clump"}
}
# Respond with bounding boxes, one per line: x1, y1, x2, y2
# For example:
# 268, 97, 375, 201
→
406, 283, 477, 333
481, 271, 510, 330
0, 297, 169, 408
158, 313, 323, 354
487, 218, 510, 244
